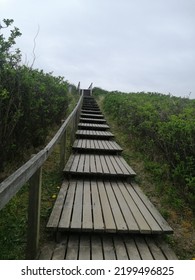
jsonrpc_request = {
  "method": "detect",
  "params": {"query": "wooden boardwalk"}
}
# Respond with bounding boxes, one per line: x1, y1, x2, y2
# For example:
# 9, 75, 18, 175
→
39, 92, 177, 260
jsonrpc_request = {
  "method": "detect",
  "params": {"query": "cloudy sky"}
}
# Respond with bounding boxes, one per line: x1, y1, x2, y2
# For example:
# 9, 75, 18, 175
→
1, 0, 195, 98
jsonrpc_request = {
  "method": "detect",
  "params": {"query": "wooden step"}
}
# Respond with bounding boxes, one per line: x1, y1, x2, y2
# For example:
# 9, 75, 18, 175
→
47, 179, 173, 234
81, 110, 101, 114
79, 118, 106, 124
81, 113, 104, 119
39, 232, 177, 260
78, 123, 109, 130
76, 130, 114, 140
63, 154, 136, 179
72, 139, 122, 154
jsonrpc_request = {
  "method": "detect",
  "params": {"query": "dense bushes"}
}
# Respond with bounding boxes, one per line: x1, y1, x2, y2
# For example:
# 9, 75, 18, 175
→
99, 90, 195, 208
0, 19, 75, 171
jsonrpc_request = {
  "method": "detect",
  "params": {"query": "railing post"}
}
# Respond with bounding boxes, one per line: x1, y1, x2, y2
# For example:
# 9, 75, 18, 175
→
60, 130, 67, 170
26, 165, 42, 259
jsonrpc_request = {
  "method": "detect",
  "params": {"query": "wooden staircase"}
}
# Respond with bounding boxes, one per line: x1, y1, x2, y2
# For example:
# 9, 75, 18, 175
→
39, 91, 177, 260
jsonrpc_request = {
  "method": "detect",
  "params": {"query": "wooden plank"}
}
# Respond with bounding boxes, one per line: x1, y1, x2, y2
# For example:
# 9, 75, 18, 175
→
125, 182, 162, 233
71, 180, 83, 230
97, 181, 116, 232
90, 155, 97, 174
156, 238, 178, 260
132, 182, 173, 233
117, 156, 136, 175
108, 156, 123, 175
123, 235, 141, 260
102, 235, 116, 260
38, 242, 55, 260
82, 180, 93, 231
91, 181, 104, 231
113, 235, 129, 260
59, 180, 76, 229
64, 154, 75, 172
104, 156, 116, 174
117, 181, 151, 233
99, 155, 110, 174
134, 236, 154, 260
70, 154, 80, 172
47, 180, 69, 229
105, 181, 128, 232
66, 234, 79, 260
79, 235, 90, 260
95, 155, 103, 174
52, 237, 68, 260
145, 237, 166, 260
84, 154, 90, 173
111, 181, 139, 232
91, 235, 103, 260
77, 154, 85, 173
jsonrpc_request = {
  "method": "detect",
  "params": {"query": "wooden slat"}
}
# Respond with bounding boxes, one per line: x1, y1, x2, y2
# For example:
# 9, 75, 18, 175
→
77, 154, 85, 172
123, 235, 141, 260
132, 182, 173, 233
125, 182, 162, 233
82, 180, 93, 231
117, 156, 136, 175
52, 237, 67, 260
95, 155, 103, 174
66, 234, 79, 260
91, 181, 104, 231
70, 154, 80, 172
111, 181, 139, 232
59, 180, 76, 229
90, 155, 96, 174
91, 235, 103, 260
105, 181, 128, 232
102, 235, 116, 260
97, 180, 116, 232
71, 180, 83, 230
79, 235, 91, 260
47, 180, 69, 229
84, 154, 90, 173
114, 236, 129, 260
134, 236, 154, 260
145, 237, 166, 260
117, 181, 151, 233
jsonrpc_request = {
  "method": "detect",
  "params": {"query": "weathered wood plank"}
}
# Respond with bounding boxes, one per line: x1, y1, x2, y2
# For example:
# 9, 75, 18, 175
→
132, 182, 173, 233
114, 236, 129, 260
47, 180, 69, 229
71, 180, 83, 230
82, 180, 93, 231
91, 181, 104, 231
123, 235, 141, 260
66, 234, 79, 260
79, 234, 90, 260
102, 235, 116, 260
135, 236, 154, 260
97, 180, 116, 232
91, 235, 103, 260
105, 181, 128, 232
58, 181, 76, 229
111, 181, 139, 232
125, 182, 162, 233
117, 181, 151, 233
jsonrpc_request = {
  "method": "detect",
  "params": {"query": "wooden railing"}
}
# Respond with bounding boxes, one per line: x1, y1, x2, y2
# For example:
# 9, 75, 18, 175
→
0, 88, 84, 259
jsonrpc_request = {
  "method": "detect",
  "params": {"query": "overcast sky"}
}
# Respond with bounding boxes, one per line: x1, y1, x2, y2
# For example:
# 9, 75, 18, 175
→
1, 0, 195, 98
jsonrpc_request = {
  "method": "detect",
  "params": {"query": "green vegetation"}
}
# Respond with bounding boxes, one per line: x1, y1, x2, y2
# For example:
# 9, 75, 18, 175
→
0, 19, 78, 173
0, 19, 78, 259
94, 88, 195, 259
94, 88, 195, 211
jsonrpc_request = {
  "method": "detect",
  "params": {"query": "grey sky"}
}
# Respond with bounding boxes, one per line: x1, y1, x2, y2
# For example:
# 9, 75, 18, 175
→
1, 0, 195, 98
